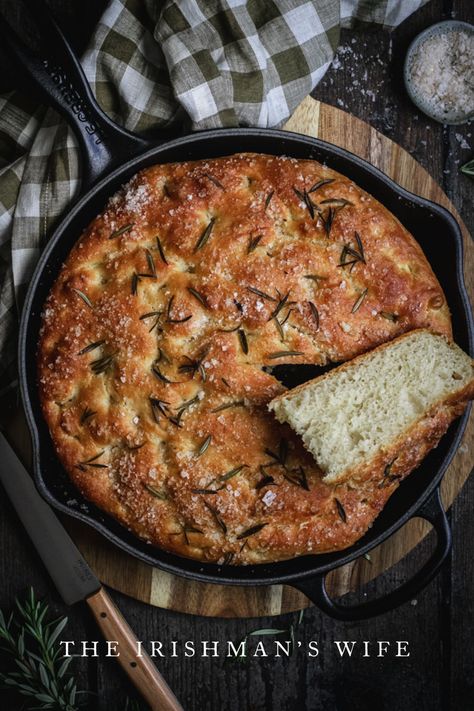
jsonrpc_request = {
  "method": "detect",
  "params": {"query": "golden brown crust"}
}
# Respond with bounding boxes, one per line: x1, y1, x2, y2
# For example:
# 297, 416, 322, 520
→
38, 153, 454, 564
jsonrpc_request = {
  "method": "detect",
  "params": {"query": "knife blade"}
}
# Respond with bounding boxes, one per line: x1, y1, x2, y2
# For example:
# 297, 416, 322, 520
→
0, 432, 184, 711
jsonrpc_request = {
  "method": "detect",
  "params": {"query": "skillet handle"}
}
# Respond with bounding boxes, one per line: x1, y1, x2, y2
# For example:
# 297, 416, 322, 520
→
291, 486, 451, 621
0, 0, 165, 190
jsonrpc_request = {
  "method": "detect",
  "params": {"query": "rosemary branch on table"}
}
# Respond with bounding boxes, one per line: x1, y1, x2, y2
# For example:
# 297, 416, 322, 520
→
0, 588, 87, 710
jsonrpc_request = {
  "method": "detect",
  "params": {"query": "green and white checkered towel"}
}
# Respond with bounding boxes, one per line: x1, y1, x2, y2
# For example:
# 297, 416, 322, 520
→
0, 0, 428, 395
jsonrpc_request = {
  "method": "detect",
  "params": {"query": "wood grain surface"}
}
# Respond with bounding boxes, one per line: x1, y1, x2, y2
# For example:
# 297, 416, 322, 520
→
58, 96, 473, 618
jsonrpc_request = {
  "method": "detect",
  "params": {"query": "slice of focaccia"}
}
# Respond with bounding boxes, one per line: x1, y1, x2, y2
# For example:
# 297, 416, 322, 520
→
269, 329, 474, 485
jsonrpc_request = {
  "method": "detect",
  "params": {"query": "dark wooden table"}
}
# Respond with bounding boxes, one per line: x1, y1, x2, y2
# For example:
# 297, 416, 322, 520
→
0, 1, 473, 709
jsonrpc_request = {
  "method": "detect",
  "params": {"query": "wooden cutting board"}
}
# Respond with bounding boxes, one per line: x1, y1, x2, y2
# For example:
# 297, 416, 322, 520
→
16, 97, 474, 618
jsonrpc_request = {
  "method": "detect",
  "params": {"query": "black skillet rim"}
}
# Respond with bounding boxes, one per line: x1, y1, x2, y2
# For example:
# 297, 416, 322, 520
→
18, 127, 474, 587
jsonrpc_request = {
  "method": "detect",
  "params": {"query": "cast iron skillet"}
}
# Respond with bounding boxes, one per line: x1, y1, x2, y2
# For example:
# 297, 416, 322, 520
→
4, 1, 473, 620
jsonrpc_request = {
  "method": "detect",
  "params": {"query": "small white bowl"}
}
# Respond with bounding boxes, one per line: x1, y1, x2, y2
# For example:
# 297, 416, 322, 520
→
404, 20, 474, 125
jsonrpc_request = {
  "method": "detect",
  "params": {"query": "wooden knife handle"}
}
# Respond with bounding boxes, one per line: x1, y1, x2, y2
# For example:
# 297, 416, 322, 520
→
86, 587, 184, 711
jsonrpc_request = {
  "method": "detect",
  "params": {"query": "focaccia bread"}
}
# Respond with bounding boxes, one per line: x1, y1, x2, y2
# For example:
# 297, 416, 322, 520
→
269, 329, 474, 485
38, 152, 452, 564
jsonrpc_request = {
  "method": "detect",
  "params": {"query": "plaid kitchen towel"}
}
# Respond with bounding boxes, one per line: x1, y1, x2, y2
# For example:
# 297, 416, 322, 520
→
0, 0, 429, 396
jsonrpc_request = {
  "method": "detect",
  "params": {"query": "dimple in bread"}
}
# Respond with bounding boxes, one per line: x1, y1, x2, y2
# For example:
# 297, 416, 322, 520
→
38, 152, 454, 564
269, 329, 474, 485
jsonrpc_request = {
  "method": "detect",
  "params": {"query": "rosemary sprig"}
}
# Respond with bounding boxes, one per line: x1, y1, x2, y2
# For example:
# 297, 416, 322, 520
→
131, 272, 140, 295
109, 223, 134, 239
71, 288, 93, 309
351, 288, 368, 314
255, 474, 275, 490
460, 158, 474, 177
193, 217, 216, 253
0, 589, 86, 710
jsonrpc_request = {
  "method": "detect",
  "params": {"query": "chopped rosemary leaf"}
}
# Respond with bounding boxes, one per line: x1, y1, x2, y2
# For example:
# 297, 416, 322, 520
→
166, 295, 192, 323
145, 249, 156, 277
273, 316, 285, 341
247, 286, 277, 302
194, 217, 216, 253
308, 178, 335, 193
187, 286, 208, 308
76, 450, 107, 471
109, 223, 134, 239
337, 232, 366, 270
319, 197, 353, 207
71, 288, 93, 309
322, 206, 336, 237
255, 474, 275, 490
264, 190, 274, 210
131, 272, 140, 295
284, 466, 309, 491
247, 234, 263, 254
145, 484, 167, 500
223, 552, 235, 564
77, 340, 105, 355
196, 435, 212, 457
269, 291, 293, 321
268, 350, 303, 360
203, 501, 227, 533
293, 187, 316, 219
204, 173, 225, 190
192, 486, 224, 495
90, 353, 115, 375
380, 311, 399, 323
80, 407, 96, 424
149, 396, 170, 422
151, 363, 176, 384
211, 400, 245, 413
238, 329, 249, 355
304, 274, 327, 284
351, 288, 368, 314
308, 301, 319, 330
335, 498, 347, 523
237, 523, 268, 540
218, 464, 248, 482
156, 236, 168, 264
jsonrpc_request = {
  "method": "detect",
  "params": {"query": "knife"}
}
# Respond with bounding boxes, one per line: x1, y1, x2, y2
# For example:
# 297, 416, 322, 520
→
0, 432, 184, 711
